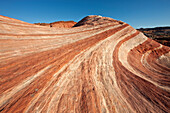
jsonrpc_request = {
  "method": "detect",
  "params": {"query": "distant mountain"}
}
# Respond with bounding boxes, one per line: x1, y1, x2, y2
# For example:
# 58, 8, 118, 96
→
137, 27, 170, 46
34, 21, 77, 28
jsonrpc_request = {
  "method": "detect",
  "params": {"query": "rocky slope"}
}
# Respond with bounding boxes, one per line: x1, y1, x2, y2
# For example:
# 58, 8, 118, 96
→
34, 21, 76, 28
138, 27, 170, 46
0, 15, 169, 113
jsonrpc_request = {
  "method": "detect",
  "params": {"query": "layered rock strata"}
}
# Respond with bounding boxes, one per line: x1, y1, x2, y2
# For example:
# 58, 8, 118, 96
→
0, 15, 169, 113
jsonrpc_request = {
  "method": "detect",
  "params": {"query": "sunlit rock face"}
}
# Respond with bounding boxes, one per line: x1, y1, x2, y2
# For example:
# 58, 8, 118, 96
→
0, 15, 169, 113
34, 21, 77, 28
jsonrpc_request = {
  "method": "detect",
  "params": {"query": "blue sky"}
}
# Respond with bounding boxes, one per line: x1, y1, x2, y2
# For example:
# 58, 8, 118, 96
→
0, 0, 170, 28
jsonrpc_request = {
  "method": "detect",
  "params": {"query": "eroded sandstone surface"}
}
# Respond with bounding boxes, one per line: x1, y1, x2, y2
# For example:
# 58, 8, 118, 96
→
34, 21, 76, 28
0, 15, 169, 113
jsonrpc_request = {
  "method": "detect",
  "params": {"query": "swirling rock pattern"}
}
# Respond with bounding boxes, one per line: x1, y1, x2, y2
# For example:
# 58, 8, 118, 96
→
0, 15, 169, 113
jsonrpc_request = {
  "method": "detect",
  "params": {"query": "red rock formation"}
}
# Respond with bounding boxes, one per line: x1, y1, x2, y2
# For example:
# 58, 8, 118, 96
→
34, 21, 76, 28
137, 27, 170, 47
0, 15, 169, 113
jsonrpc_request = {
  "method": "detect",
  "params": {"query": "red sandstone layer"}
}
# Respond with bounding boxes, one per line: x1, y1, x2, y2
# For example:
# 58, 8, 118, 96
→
34, 21, 76, 28
0, 15, 169, 113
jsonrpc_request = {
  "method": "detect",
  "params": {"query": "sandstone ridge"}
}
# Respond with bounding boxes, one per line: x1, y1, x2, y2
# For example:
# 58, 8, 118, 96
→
0, 15, 169, 113
34, 21, 77, 28
73, 15, 124, 27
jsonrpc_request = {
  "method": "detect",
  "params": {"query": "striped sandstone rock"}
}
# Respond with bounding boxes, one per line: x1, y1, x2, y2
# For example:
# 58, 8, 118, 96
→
0, 15, 169, 113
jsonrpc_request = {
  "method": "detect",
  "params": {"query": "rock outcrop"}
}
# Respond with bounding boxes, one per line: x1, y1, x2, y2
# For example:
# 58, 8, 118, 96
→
138, 27, 170, 47
0, 15, 169, 113
34, 21, 76, 28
